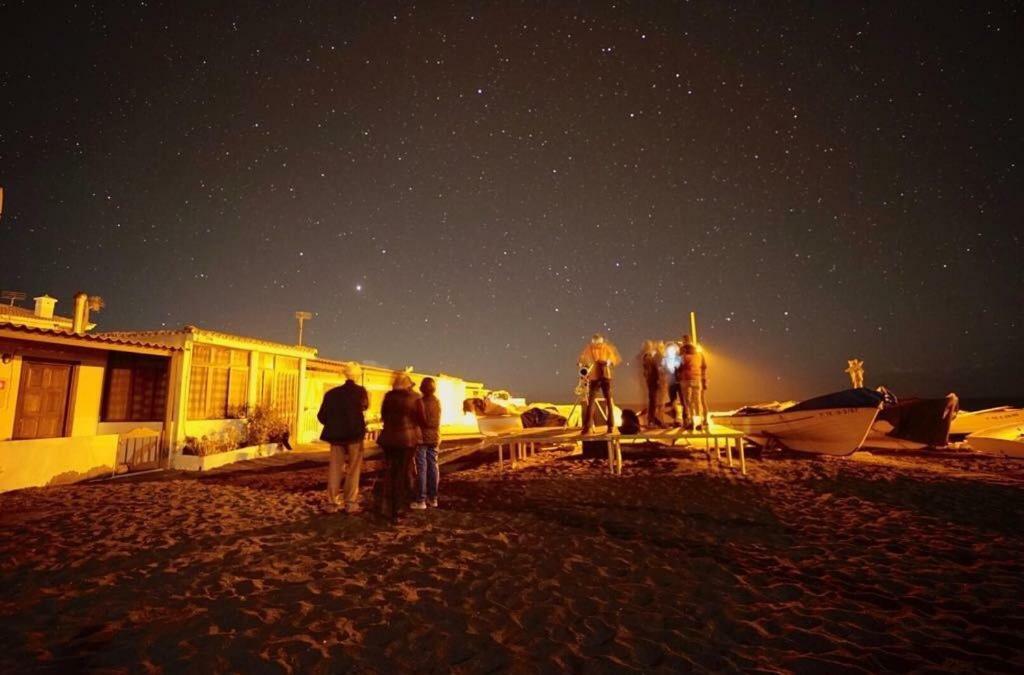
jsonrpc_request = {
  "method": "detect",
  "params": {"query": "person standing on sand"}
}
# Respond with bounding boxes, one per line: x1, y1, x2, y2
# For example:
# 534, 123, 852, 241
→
411, 377, 442, 510
640, 340, 664, 428
662, 340, 682, 425
578, 333, 621, 435
679, 335, 708, 431
317, 362, 369, 513
378, 372, 422, 523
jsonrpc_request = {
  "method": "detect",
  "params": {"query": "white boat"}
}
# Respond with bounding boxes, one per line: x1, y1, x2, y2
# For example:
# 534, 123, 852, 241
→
475, 415, 524, 436
713, 389, 883, 456
949, 407, 1024, 438
967, 424, 1024, 458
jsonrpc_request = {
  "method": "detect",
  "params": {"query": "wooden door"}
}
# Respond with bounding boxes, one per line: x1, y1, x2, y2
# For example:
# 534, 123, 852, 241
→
14, 361, 72, 439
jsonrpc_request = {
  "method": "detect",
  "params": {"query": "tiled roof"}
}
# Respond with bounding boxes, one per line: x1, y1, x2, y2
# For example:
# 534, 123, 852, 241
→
0, 305, 73, 323
311, 357, 418, 375
97, 325, 316, 355
0, 322, 178, 351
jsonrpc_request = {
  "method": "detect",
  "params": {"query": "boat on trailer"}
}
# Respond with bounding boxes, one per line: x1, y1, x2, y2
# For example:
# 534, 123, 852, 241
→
967, 424, 1024, 458
713, 388, 883, 456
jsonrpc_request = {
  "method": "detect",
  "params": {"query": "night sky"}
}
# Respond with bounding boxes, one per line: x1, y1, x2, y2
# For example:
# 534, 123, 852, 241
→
1, 1, 1020, 404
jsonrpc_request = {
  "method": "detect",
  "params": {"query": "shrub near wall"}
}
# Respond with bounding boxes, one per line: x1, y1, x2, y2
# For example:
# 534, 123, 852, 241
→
174, 405, 290, 471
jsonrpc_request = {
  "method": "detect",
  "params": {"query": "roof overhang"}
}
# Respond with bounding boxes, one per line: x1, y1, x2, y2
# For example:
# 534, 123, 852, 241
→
0, 324, 177, 357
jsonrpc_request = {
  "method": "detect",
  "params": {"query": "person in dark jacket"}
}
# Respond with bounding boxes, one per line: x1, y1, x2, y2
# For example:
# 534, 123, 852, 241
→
377, 371, 422, 522
412, 377, 442, 510
640, 340, 664, 428
317, 362, 369, 513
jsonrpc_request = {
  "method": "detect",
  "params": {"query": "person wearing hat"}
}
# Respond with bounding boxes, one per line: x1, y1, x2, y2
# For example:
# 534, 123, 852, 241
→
317, 362, 369, 513
378, 371, 423, 522
578, 333, 622, 435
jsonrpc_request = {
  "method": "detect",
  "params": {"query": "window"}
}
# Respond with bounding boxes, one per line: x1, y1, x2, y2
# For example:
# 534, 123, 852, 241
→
253, 352, 298, 424
187, 345, 250, 419
102, 355, 169, 422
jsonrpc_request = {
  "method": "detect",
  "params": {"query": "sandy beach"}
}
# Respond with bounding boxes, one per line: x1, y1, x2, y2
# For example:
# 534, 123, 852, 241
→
1, 444, 1022, 673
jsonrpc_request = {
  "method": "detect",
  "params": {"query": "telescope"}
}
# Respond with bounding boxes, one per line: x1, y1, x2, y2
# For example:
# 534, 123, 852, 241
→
574, 363, 591, 397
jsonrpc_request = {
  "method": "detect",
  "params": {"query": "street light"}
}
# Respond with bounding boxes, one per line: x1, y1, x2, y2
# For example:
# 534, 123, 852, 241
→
294, 311, 313, 346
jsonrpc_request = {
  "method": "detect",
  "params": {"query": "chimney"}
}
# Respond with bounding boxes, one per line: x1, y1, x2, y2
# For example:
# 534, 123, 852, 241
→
72, 292, 88, 334
34, 295, 57, 319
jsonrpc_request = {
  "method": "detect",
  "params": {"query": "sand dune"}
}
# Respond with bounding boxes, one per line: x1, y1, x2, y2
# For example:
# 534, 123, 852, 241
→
0, 446, 1022, 672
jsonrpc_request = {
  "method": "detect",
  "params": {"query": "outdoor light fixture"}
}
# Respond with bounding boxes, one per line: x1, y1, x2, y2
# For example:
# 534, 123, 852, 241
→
1, 353, 12, 364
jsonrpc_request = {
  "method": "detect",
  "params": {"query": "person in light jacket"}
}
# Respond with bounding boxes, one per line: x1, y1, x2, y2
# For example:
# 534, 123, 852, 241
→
317, 362, 369, 513
412, 377, 442, 510
678, 335, 708, 431
377, 372, 422, 522
578, 333, 621, 435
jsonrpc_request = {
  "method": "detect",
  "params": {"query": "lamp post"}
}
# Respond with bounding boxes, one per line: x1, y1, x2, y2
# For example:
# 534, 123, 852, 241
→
294, 311, 313, 346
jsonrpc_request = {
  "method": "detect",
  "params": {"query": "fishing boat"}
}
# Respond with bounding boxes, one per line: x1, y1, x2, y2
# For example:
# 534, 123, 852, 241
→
475, 415, 525, 435
949, 407, 1024, 439
967, 424, 1024, 458
464, 395, 524, 435
863, 393, 958, 451
713, 388, 883, 456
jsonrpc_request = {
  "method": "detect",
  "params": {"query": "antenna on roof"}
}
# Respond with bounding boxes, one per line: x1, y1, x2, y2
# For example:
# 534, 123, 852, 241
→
1, 290, 26, 306
294, 311, 313, 346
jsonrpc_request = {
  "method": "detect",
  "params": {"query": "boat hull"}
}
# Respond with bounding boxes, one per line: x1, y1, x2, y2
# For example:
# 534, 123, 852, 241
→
950, 408, 1024, 437
967, 424, 1024, 458
476, 415, 524, 435
714, 407, 880, 456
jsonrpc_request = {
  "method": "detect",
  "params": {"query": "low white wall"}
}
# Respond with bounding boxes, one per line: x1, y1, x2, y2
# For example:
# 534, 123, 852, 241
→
171, 443, 283, 471
0, 434, 119, 492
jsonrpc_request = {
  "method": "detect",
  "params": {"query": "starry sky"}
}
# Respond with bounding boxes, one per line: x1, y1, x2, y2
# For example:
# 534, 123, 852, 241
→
1, 1, 1021, 404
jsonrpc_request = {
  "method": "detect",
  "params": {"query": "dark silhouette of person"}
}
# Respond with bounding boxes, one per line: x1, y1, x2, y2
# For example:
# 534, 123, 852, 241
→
317, 362, 369, 512
377, 372, 422, 523
640, 340, 664, 428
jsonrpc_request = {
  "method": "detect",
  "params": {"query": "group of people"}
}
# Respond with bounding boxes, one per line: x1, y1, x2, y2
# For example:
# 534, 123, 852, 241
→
640, 335, 709, 430
317, 332, 709, 520
576, 332, 709, 434
316, 363, 442, 522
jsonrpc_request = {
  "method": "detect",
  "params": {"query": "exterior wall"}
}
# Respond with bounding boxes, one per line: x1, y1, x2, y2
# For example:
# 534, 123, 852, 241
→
0, 434, 119, 492
68, 357, 106, 437
96, 420, 164, 436
0, 342, 107, 442
162, 332, 315, 458
184, 418, 245, 438
0, 351, 22, 440
301, 362, 484, 443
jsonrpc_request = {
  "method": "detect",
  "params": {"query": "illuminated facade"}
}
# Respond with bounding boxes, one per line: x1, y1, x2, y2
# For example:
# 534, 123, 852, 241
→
304, 359, 485, 441
0, 322, 177, 491
0, 300, 501, 492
